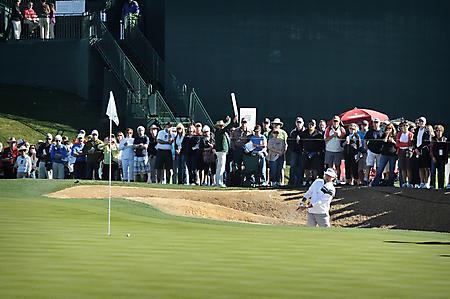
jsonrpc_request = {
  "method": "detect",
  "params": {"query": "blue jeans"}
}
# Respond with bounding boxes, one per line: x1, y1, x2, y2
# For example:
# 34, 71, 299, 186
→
256, 153, 267, 184
289, 151, 304, 186
372, 155, 397, 186
269, 155, 285, 184
431, 159, 446, 189
186, 155, 198, 184
176, 154, 187, 184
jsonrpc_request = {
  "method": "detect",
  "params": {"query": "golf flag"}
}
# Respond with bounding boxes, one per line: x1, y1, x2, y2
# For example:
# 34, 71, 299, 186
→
106, 91, 119, 126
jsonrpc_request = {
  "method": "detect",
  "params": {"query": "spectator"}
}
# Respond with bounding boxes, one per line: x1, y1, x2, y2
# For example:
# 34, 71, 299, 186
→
49, 2, 55, 39
395, 121, 414, 187
147, 124, 159, 183
82, 130, 103, 180
115, 131, 124, 181
267, 129, 286, 186
73, 129, 86, 145
132, 126, 149, 182
317, 119, 327, 177
174, 123, 187, 185
15, 146, 32, 178
298, 168, 336, 227
199, 125, 216, 186
412, 117, 431, 188
268, 118, 288, 185
71, 134, 87, 179
430, 125, 448, 189
99, 135, 119, 181
371, 123, 398, 187
341, 123, 362, 185
1, 137, 19, 179
36, 133, 53, 179
214, 116, 238, 187
155, 122, 174, 184
231, 118, 253, 169
362, 118, 384, 185
355, 121, 369, 183
28, 144, 38, 178
23, 2, 38, 38
301, 119, 324, 185
194, 123, 203, 183
262, 118, 271, 138
324, 115, 345, 184
288, 117, 305, 186
122, 0, 139, 19
250, 125, 268, 185
118, 128, 134, 182
11, 0, 22, 40
35, 0, 50, 40
186, 124, 200, 185
50, 135, 67, 179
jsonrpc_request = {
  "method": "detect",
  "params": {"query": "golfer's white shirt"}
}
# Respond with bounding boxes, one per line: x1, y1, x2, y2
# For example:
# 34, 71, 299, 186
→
304, 179, 335, 215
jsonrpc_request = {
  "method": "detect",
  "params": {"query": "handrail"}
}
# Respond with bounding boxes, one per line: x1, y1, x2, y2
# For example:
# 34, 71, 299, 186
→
153, 90, 178, 124
0, 3, 11, 40
126, 26, 189, 116
189, 89, 214, 129
90, 13, 147, 101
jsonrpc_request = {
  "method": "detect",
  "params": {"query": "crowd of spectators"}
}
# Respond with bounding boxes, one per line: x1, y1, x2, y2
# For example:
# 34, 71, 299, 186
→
10, 0, 55, 41
1, 115, 449, 190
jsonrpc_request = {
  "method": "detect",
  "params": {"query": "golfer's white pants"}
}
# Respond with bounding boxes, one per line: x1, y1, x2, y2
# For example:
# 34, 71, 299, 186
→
38, 161, 52, 179
216, 151, 227, 186
122, 159, 134, 181
12, 20, 21, 39
306, 212, 330, 227
39, 17, 50, 39
52, 163, 65, 179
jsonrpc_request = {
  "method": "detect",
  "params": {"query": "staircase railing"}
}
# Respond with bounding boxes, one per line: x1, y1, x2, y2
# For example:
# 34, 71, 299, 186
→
90, 12, 176, 126
189, 89, 214, 129
126, 26, 190, 117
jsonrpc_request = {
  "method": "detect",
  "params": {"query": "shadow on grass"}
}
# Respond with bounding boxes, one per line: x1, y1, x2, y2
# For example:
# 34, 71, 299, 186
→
384, 241, 450, 245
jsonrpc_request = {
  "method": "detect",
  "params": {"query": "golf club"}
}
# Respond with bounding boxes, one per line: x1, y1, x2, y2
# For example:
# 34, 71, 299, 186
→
281, 206, 301, 223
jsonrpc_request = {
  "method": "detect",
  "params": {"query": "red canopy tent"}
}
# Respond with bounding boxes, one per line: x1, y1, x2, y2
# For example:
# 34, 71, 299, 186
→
327, 107, 389, 128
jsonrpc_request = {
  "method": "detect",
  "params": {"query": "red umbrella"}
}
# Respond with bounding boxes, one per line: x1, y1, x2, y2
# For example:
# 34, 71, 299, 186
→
327, 107, 389, 128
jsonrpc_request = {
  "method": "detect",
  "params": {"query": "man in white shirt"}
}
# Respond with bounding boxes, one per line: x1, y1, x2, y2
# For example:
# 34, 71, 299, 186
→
155, 122, 175, 183
298, 168, 336, 227
118, 128, 135, 182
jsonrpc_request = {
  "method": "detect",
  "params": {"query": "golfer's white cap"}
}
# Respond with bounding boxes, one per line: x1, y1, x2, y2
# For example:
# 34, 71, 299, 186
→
324, 168, 337, 178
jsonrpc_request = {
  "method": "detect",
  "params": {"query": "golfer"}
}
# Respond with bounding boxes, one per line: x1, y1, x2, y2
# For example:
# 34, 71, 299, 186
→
298, 168, 336, 227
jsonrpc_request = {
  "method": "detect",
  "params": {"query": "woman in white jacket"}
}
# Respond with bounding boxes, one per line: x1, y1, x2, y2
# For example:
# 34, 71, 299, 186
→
118, 128, 135, 182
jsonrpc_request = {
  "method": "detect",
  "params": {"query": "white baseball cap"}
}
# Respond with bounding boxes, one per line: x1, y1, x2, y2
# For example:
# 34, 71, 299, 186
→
324, 168, 337, 178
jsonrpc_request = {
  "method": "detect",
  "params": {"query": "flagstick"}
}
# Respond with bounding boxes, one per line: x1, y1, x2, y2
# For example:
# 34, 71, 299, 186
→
108, 118, 112, 236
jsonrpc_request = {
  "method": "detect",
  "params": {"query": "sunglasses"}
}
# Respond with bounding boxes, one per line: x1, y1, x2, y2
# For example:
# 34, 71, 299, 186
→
273, 132, 279, 134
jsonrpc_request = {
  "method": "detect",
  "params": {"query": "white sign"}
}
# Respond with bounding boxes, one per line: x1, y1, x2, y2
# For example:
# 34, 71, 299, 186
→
239, 108, 257, 130
56, 1, 86, 15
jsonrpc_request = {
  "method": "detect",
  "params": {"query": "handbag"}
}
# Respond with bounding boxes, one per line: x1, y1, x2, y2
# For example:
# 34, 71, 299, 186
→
203, 148, 216, 164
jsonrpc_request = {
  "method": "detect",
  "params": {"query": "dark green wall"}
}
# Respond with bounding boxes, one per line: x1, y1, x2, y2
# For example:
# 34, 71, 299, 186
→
0, 39, 104, 105
165, 0, 450, 127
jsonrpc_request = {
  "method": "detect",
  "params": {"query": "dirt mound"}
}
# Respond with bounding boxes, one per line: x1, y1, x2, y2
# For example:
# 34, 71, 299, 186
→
46, 185, 450, 232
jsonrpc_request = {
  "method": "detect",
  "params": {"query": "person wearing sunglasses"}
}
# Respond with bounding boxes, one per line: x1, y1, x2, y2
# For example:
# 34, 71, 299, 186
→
36, 133, 53, 179
267, 130, 286, 186
412, 117, 432, 188
371, 123, 398, 187
50, 135, 68, 179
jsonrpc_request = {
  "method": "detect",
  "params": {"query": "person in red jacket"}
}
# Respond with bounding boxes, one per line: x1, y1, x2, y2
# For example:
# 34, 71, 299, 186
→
1, 137, 19, 179
395, 121, 414, 187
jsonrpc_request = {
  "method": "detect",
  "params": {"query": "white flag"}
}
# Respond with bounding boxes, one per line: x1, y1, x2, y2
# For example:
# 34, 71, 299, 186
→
106, 91, 119, 126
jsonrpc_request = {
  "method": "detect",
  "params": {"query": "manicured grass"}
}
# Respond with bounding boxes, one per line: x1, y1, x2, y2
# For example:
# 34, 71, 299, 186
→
0, 180, 449, 298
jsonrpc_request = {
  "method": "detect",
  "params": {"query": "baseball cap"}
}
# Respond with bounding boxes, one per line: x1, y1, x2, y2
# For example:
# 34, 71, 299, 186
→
324, 168, 337, 178
241, 117, 248, 123
77, 134, 84, 139
91, 130, 99, 135
419, 116, 426, 123
296, 117, 304, 123
309, 119, 316, 125
362, 120, 369, 125
373, 118, 380, 123
263, 118, 270, 124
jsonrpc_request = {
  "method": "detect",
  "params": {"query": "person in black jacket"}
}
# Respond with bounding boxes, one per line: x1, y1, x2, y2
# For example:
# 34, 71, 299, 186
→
371, 123, 398, 187
301, 119, 324, 185
11, 0, 23, 40
186, 125, 200, 185
412, 117, 432, 188
341, 123, 362, 185
430, 125, 448, 189
288, 117, 305, 186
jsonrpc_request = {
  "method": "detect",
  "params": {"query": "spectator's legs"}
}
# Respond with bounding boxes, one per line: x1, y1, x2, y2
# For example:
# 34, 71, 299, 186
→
216, 151, 227, 186
289, 152, 300, 186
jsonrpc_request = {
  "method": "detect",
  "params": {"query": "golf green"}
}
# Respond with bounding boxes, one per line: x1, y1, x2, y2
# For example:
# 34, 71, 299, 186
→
1, 180, 449, 298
